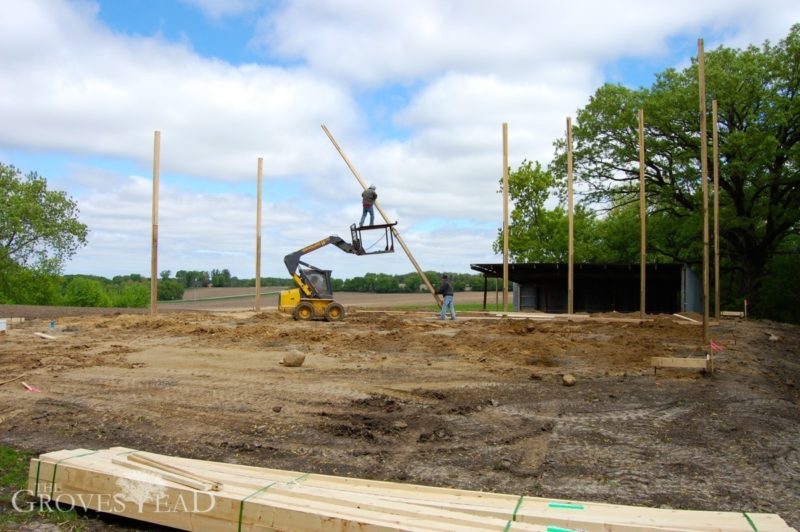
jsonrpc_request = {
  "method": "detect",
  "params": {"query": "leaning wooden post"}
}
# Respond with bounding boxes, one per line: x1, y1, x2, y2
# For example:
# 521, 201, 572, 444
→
320, 125, 441, 306
712, 99, 720, 322
150, 130, 160, 318
255, 157, 263, 312
502, 123, 509, 315
698, 39, 710, 345
638, 109, 647, 319
567, 117, 574, 316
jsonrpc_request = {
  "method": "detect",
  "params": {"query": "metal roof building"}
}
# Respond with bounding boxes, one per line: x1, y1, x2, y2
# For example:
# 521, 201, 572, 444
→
470, 262, 701, 314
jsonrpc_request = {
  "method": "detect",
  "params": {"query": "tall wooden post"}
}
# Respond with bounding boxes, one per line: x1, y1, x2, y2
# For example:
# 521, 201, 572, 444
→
320, 125, 441, 306
638, 109, 647, 319
150, 131, 160, 317
502, 123, 509, 315
567, 117, 574, 315
698, 39, 710, 344
255, 157, 263, 312
712, 99, 720, 321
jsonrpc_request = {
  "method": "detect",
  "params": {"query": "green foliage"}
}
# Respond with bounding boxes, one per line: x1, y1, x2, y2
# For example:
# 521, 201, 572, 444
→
0, 445, 29, 490
175, 270, 210, 288
113, 282, 150, 307
502, 26, 800, 322
494, 160, 606, 262
0, 163, 88, 270
0, 163, 88, 304
62, 277, 111, 307
157, 279, 184, 301
112, 273, 143, 283
751, 236, 800, 323
211, 268, 232, 287
555, 26, 800, 305
0, 259, 61, 304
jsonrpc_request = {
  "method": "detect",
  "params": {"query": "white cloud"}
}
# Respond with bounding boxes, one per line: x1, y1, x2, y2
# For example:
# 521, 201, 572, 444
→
0, 1, 359, 181
3, 0, 799, 280
256, 0, 800, 86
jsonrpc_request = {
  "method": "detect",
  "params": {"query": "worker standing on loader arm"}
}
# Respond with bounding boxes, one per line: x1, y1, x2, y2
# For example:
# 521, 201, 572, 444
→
436, 274, 456, 320
359, 185, 377, 226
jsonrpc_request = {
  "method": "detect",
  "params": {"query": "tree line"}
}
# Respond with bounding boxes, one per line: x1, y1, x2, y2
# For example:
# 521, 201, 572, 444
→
497, 25, 800, 324
0, 270, 486, 309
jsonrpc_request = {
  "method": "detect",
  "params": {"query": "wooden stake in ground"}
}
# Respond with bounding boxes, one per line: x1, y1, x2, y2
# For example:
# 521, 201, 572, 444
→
0, 374, 26, 387
698, 39, 710, 344
638, 108, 647, 319
255, 157, 263, 312
712, 99, 720, 321
567, 117, 574, 316
150, 130, 160, 318
321, 124, 441, 306
502, 123, 509, 315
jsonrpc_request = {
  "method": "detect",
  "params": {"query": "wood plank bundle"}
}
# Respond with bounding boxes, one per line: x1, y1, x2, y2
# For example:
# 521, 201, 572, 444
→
27, 448, 795, 532
651, 356, 711, 373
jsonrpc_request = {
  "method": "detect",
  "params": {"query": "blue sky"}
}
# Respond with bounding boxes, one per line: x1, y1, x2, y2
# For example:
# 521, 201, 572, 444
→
1, 0, 798, 280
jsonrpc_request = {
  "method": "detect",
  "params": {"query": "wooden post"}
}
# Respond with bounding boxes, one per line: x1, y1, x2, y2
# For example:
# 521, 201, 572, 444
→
698, 39, 710, 345
255, 157, 263, 312
502, 123, 509, 315
150, 131, 160, 317
712, 99, 720, 322
567, 117, 574, 316
638, 109, 647, 319
320, 125, 441, 306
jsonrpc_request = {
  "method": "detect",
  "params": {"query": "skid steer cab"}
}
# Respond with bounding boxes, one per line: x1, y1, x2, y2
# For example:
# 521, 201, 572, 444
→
279, 222, 396, 321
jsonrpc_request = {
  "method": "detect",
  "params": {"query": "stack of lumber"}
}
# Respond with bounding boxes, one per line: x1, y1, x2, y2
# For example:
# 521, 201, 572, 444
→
28, 447, 795, 531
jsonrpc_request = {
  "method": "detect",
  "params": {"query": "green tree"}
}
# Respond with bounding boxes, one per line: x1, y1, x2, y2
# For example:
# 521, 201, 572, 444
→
113, 282, 150, 308
62, 277, 111, 307
554, 26, 800, 306
755, 235, 800, 322
157, 279, 184, 301
0, 163, 88, 303
175, 270, 209, 288
494, 160, 603, 262
211, 268, 232, 287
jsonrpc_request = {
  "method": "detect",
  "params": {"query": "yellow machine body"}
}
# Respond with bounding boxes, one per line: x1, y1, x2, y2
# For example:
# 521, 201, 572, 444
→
280, 223, 396, 321
279, 289, 344, 321
278, 288, 302, 312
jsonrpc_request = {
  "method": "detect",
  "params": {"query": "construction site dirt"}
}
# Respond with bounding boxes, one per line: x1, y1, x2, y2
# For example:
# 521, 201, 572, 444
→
1, 298, 799, 529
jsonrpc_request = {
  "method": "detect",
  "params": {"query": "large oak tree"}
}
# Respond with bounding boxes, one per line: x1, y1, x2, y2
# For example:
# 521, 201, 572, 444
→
547, 25, 800, 306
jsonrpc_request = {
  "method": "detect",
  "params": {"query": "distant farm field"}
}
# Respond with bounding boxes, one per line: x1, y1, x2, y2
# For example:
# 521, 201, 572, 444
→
163, 287, 491, 311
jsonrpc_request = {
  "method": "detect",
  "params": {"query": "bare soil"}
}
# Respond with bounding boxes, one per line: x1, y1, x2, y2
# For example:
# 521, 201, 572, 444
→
1, 301, 799, 529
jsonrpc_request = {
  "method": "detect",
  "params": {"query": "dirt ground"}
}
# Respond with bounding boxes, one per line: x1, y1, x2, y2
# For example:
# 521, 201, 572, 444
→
1, 299, 799, 530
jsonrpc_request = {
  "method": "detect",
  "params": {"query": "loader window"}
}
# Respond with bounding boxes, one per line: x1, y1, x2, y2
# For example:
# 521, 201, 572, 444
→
302, 269, 331, 297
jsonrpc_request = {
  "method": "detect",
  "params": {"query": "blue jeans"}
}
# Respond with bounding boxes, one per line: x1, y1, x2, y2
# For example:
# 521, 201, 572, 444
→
441, 295, 456, 320
359, 205, 374, 226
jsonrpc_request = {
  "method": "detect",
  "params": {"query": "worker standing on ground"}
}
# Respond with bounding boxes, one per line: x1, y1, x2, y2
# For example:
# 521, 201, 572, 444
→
359, 185, 377, 226
436, 274, 456, 320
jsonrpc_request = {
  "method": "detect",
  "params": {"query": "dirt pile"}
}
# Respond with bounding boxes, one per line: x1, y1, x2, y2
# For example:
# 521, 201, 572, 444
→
1, 307, 798, 528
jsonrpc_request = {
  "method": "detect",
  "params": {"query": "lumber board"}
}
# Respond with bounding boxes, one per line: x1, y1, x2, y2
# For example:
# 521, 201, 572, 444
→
33, 332, 57, 340
672, 313, 701, 323
101, 448, 793, 532
651, 356, 710, 370
26, 448, 796, 532
126, 452, 223, 490
111, 457, 216, 491
28, 457, 544, 531
721, 311, 744, 318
